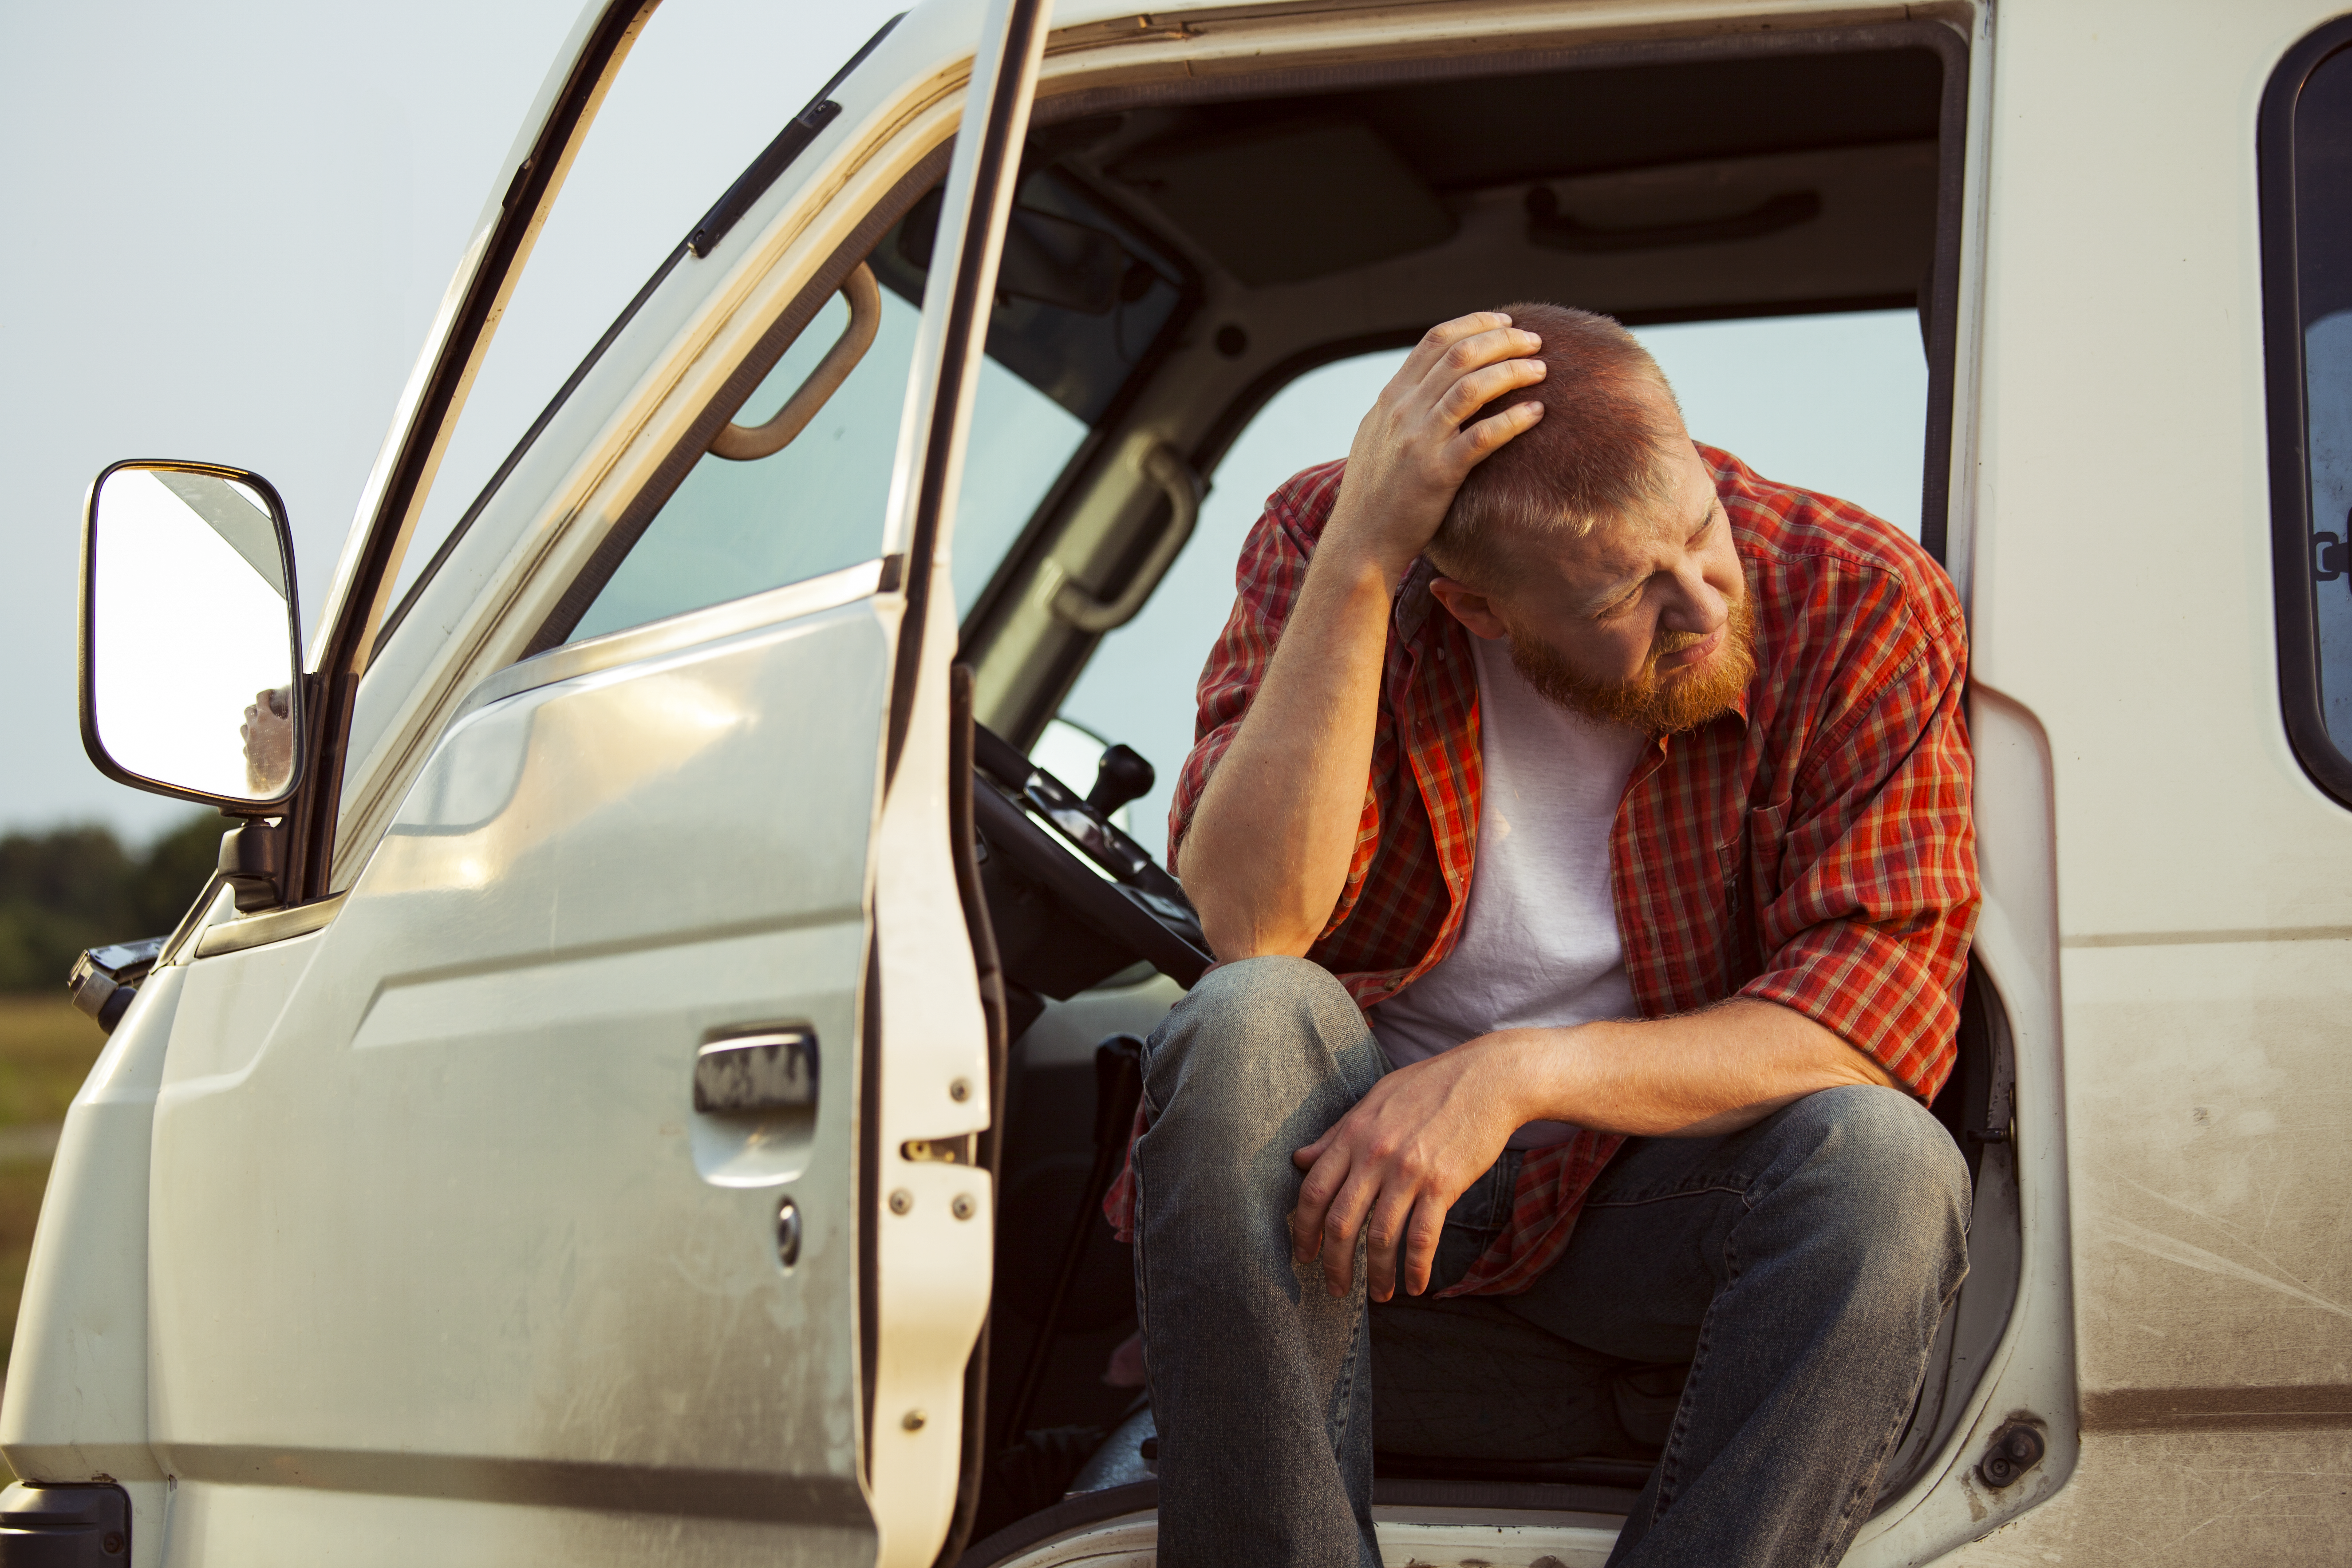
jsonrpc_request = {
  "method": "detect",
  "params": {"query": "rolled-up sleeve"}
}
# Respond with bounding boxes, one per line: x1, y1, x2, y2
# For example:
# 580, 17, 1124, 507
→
1738, 595, 1978, 1102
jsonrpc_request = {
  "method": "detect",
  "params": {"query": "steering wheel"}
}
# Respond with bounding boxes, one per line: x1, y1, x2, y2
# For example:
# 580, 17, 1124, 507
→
971, 723, 1211, 992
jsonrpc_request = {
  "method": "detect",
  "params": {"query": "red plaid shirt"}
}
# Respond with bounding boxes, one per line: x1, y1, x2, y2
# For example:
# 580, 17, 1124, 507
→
1107, 445, 1978, 1297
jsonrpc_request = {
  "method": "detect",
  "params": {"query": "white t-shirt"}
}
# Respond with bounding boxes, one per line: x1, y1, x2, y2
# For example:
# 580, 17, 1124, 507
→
1367, 634, 1647, 1149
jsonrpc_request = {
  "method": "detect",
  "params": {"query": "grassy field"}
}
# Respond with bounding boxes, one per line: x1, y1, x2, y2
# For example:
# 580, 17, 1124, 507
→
0, 996, 107, 1376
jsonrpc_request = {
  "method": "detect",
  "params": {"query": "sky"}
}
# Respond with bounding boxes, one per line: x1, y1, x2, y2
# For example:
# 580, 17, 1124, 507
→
0, 0, 909, 842
1, 0, 1926, 848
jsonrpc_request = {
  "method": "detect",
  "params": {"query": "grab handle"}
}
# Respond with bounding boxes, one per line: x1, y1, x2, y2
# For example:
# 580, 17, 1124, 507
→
1042, 443, 1204, 634
708, 263, 881, 461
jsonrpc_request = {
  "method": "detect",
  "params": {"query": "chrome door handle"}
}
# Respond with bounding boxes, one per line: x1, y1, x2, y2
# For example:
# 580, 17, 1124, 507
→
693, 1029, 817, 1114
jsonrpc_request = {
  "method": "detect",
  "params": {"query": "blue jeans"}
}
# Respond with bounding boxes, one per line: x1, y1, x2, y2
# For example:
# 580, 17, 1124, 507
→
1133, 958, 1970, 1568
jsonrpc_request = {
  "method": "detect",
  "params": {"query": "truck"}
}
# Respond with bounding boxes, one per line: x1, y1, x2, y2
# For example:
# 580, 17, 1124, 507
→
9, 0, 2349, 1562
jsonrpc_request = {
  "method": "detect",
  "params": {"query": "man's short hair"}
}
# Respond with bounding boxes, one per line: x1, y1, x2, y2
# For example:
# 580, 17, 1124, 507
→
1427, 302, 1684, 588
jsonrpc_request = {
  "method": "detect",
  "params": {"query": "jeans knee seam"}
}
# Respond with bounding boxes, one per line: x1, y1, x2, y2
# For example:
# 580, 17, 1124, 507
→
1582, 1181, 1752, 1211
1332, 1276, 1365, 1450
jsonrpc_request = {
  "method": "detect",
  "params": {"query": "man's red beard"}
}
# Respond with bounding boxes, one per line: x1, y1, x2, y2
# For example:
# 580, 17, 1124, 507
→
1506, 592, 1757, 735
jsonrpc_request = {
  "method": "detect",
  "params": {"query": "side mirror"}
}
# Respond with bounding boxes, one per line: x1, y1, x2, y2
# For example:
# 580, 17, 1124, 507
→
79, 461, 304, 810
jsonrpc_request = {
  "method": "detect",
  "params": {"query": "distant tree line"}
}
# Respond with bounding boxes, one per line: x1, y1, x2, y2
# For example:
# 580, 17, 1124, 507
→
0, 814, 228, 992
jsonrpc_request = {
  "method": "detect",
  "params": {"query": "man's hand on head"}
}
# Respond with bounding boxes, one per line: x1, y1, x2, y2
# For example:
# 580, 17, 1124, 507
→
1323, 312, 1549, 584
1289, 1034, 1532, 1302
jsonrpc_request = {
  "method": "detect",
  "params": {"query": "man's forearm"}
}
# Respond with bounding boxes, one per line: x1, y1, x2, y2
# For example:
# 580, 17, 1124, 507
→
1180, 312, 1548, 960
1185, 544, 1397, 959
1498, 999, 1899, 1138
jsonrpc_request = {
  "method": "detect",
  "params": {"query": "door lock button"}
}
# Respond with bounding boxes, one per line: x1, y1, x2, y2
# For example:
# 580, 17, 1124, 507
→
776, 1198, 801, 1270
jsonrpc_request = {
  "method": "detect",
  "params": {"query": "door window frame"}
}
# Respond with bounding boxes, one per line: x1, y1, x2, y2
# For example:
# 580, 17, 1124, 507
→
370, 14, 908, 670
2262, 15, 2352, 808
286, 0, 658, 905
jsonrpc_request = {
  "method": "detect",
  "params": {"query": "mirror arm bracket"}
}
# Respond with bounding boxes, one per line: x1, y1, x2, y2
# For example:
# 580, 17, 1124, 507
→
219, 820, 288, 914
283, 669, 341, 902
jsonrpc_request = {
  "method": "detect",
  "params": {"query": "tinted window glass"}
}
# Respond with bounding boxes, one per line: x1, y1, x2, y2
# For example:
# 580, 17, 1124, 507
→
571, 285, 921, 642
2297, 47, 2352, 752
385, 7, 909, 615
568, 158, 1190, 643
568, 280, 1089, 641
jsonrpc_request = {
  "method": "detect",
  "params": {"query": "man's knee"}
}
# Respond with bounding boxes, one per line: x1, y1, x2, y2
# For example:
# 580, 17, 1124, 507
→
1140, 956, 1375, 1191
1766, 1084, 1971, 1273
1164, 955, 1356, 1040
1149, 955, 1365, 1091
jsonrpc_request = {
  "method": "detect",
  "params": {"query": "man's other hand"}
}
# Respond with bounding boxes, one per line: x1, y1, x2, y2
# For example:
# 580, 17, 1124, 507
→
1323, 312, 1548, 582
1290, 1035, 1528, 1302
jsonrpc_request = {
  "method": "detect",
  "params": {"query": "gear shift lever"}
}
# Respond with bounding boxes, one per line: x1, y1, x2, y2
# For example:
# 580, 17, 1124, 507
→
1085, 743, 1155, 818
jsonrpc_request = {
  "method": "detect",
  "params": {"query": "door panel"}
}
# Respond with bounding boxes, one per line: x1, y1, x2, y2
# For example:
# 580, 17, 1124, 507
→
142, 0, 1048, 1559
149, 596, 889, 1563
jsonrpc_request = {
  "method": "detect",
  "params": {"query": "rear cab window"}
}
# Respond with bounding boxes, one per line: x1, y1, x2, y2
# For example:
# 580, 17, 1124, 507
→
2266, 18, 2352, 801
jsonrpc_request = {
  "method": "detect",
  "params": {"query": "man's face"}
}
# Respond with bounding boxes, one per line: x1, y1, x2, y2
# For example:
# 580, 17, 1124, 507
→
1429, 429, 1754, 735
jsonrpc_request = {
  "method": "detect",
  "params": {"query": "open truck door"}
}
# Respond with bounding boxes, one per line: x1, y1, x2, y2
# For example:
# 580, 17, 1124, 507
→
8, 2, 1054, 1563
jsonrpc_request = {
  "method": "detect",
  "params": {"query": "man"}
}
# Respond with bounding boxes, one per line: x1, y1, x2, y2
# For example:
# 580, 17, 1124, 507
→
1114, 304, 1978, 1567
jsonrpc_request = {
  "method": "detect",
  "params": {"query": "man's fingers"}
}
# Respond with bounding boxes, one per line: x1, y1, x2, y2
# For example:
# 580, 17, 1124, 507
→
1316, 1169, 1382, 1296
1448, 401, 1546, 470
1401, 1196, 1449, 1298
1417, 325, 1541, 402
1398, 311, 1517, 384
1362, 1188, 1418, 1303
1290, 1144, 1351, 1263
1435, 355, 1547, 427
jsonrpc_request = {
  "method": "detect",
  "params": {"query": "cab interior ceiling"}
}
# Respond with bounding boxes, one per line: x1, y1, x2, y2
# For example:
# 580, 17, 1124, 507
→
949, 38, 1953, 752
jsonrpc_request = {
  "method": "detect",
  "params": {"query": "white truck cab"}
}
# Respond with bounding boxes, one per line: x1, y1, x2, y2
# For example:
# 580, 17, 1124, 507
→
13, 1, 2352, 1563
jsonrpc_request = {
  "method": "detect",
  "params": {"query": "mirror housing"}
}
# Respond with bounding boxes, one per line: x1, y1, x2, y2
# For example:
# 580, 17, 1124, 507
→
78, 460, 305, 814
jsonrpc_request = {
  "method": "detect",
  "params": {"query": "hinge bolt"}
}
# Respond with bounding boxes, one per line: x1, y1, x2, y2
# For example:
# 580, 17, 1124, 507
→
949, 1077, 972, 1102
887, 1189, 912, 1216
951, 1193, 976, 1221
902, 1409, 927, 1431
1978, 1422, 2046, 1488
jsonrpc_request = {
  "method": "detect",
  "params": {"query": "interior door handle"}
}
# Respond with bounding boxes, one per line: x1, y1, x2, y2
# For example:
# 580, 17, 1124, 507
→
694, 1029, 818, 1114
